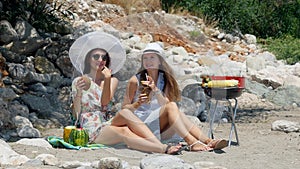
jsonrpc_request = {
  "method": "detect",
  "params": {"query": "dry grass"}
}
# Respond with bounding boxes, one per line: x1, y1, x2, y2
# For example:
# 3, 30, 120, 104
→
202, 15, 219, 29
168, 6, 190, 16
167, 5, 219, 30
104, 0, 161, 14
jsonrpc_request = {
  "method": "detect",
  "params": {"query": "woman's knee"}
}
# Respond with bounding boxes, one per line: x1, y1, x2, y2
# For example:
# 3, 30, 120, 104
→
113, 109, 131, 120
117, 109, 133, 118
165, 102, 179, 112
118, 127, 132, 137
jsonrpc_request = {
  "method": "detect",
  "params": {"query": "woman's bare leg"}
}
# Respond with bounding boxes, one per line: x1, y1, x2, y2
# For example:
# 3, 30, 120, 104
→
94, 125, 180, 153
160, 102, 212, 151
178, 109, 228, 149
111, 109, 161, 144
178, 110, 210, 143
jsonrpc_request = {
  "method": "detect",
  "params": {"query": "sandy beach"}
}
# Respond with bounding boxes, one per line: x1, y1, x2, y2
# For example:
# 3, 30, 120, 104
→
8, 108, 300, 169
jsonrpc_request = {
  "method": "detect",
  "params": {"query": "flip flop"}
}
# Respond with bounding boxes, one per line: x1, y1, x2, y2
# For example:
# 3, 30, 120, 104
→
186, 141, 213, 152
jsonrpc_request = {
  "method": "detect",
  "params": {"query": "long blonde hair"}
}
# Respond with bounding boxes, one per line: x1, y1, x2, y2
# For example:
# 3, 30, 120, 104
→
138, 54, 181, 102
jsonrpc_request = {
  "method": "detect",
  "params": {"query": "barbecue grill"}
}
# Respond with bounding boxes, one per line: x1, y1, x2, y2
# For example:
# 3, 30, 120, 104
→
202, 76, 245, 146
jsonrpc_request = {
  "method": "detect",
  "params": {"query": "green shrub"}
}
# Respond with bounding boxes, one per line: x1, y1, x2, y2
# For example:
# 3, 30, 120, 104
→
161, 0, 300, 39
261, 35, 300, 65
161, 0, 300, 65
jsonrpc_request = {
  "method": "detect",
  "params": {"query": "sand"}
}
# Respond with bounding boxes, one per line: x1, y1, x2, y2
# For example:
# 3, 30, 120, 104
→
9, 109, 300, 169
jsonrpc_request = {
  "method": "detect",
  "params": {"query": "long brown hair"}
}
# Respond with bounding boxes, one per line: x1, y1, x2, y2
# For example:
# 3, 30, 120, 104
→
138, 53, 181, 102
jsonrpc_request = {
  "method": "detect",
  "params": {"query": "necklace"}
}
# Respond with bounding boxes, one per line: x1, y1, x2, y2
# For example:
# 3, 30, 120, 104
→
94, 78, 103, 85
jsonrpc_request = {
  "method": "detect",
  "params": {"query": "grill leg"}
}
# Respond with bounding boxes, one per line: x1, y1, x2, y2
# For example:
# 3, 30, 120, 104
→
208, 100, 218, 139
228, 98, 239, 146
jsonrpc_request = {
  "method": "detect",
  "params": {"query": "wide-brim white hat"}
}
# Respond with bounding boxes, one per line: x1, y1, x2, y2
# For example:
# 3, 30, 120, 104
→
69, 31, 126, 75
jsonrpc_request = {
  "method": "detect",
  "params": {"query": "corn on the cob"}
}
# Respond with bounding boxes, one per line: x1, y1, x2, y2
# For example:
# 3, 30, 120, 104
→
203, 80, 239, 88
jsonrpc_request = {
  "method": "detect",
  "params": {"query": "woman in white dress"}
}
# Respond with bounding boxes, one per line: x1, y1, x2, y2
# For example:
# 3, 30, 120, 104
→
121, 42, 228, 151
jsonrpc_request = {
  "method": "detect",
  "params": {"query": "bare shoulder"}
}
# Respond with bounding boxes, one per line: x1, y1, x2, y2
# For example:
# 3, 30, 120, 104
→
111, 76, 119, 86
111, 76, 119, 82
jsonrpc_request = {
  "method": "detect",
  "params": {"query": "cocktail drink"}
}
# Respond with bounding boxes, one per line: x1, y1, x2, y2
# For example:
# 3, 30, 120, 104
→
63, 126, 76, 142
139, 81, 152, 103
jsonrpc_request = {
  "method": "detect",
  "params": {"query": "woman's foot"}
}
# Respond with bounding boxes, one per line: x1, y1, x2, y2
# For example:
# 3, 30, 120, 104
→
187, 141, 213, 152
206, 139, 228, 150
164, 143, 182, 155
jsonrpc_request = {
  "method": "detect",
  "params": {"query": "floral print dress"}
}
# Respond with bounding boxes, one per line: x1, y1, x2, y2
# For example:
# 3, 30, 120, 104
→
71, 76, 112, 143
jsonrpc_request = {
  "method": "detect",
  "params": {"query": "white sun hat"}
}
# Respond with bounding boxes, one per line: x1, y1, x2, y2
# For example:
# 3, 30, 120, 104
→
69, 31, 126, 75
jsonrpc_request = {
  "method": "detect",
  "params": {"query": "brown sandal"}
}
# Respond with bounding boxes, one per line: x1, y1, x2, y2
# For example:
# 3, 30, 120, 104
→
206, 139, 228, 150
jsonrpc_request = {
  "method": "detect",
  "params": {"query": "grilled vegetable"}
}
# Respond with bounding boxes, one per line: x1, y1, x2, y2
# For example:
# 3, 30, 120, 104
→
203, 80, 239, 88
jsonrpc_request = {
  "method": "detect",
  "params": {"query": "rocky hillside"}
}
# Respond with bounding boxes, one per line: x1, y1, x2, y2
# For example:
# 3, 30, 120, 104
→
0, 0, 300, 141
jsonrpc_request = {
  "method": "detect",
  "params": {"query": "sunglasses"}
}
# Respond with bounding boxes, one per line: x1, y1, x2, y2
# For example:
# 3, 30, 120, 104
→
91, 54, 109, 61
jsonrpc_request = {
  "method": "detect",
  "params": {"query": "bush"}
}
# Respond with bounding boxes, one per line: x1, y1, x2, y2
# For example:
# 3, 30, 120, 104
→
161, 0, 300, 39
161, 0, 300, 64
261, 35, 300, 65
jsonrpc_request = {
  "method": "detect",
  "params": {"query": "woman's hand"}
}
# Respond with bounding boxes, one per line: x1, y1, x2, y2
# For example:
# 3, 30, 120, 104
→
139, 76, 154, 104
141, 76, 157, 91
142, 75, 168, 105
101, 66, 112, 79
138, 93, 150, 104
76, 75, 91, 91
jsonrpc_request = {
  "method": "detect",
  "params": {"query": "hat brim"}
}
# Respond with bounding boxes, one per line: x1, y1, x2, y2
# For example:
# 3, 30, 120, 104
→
69, 31, 126, 75
140, 50, 164, 58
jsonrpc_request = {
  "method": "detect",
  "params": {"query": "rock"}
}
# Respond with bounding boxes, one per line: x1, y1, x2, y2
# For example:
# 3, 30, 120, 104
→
0, 139, 30, 166
35, 154, 59, 166
0, 20, 18, 44
17, 125, 41, 138
140, 154, 194, 169
244, 34, 257, 44
16, 138, 53, 148
271, 120, 300, 133
98, 157, 122, 169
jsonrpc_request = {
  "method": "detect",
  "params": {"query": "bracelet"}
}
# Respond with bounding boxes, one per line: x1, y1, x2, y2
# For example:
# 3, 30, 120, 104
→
152, 89, 161, 96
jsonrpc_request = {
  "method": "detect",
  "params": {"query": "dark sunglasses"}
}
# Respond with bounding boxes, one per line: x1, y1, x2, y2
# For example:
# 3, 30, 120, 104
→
91, 54, 109, 61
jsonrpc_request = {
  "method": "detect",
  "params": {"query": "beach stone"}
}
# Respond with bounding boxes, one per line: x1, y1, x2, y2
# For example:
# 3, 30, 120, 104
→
193, 161, 215, 168
16, 138, 53, 148
98, 157, 122, 169
0, 139, 30, 166
22, 158, 44, 166
140, 154, 194, 169
17, 125, 41, 138
60, 160, 90, 168
271, 120, 300, 133
12, 115, 33, 128
35, 154, 59, 166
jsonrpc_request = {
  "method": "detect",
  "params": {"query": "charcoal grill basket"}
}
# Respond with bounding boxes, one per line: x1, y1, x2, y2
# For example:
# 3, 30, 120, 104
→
201, 76, 245, 99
